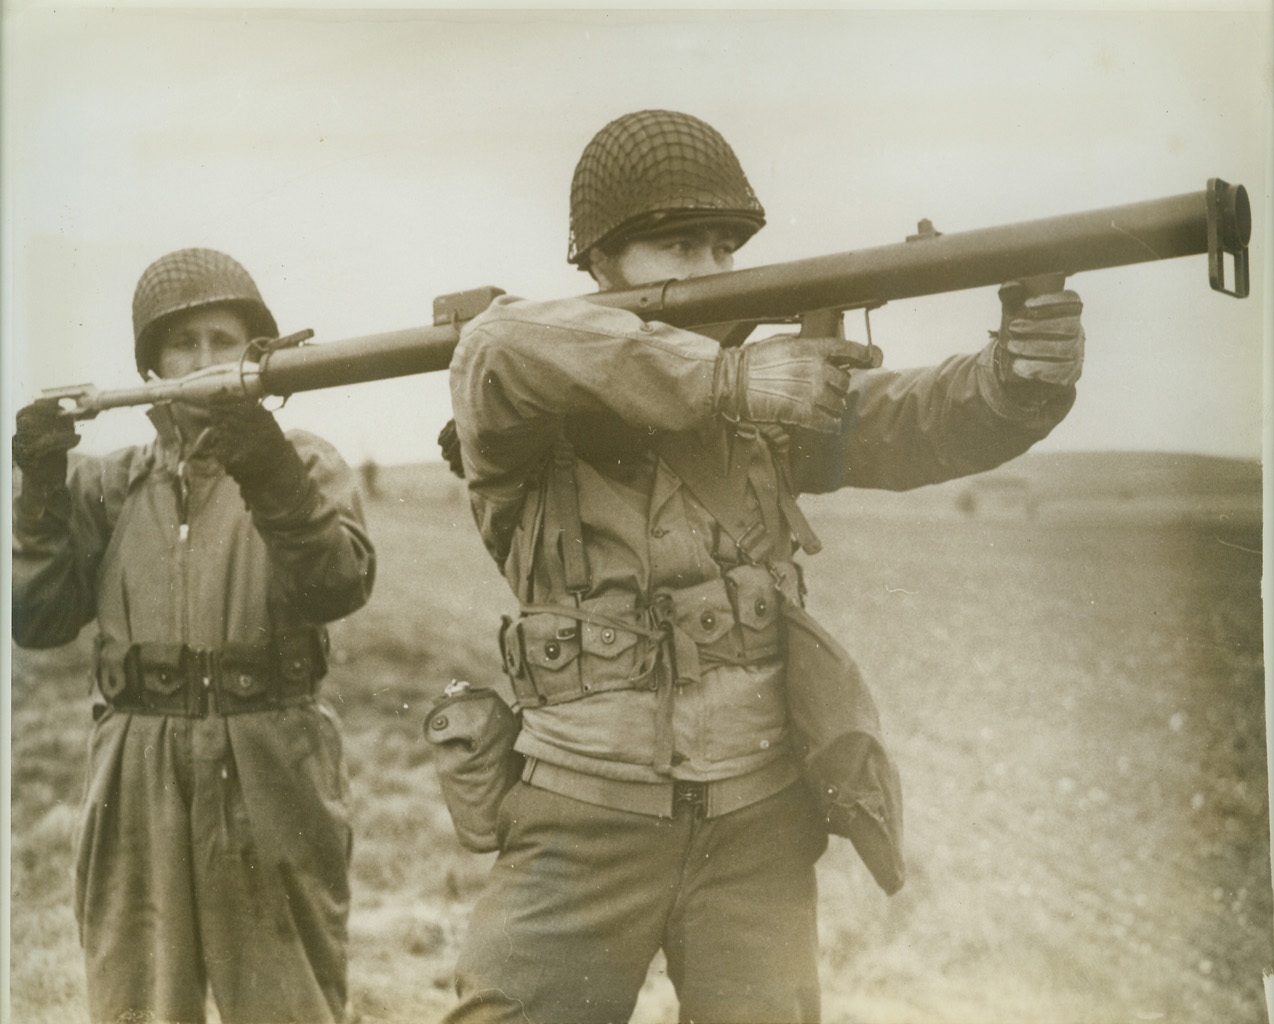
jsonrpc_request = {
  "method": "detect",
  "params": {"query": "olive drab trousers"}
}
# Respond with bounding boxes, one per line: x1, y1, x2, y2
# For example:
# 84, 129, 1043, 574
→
446, 780, 828, 1024
74, 703, 353, 1024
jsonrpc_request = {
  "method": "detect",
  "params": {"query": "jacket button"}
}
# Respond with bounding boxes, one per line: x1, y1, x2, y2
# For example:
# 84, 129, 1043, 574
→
238, 674, 253, 690
755, 598, 768, 616
651, 527, 668, 538
432, 715, 449, 730
545, 641, 561, 660
700, 611, 716, 631
601, 628, 616, 645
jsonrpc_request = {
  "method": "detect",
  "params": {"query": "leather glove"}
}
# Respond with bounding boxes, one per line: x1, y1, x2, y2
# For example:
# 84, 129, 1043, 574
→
994, 283, 1085, 392
204, 397, 312, 510
13, 399, 79, 487
438, 418, 465, 479
714, 335, 853, 434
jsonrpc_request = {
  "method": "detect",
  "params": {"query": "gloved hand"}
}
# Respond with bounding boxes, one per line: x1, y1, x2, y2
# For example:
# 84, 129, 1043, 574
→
994, 283, 1085, 392
204, 397, 312, 510
714, 335, 853, 434
12, 399, 79, 487
438, 418, 465, 479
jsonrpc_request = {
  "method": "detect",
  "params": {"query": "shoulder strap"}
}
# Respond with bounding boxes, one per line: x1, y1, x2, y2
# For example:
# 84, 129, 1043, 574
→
755, 425, 822, 556
546, 436, 591, 596
537, 425, 816, 598
656, 426, 821, 564
657, 429, 770, 563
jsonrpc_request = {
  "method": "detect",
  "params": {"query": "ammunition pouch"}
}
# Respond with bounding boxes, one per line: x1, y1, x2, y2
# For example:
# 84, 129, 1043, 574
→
501, 564, 787, 710
424, 683, 523, 853
655, 564, 786, 685
93, 630, 327, 718
500, 595, 657, 708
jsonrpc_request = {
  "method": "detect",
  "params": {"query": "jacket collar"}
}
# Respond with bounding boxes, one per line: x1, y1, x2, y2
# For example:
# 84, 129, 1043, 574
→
144, 405, 217, 476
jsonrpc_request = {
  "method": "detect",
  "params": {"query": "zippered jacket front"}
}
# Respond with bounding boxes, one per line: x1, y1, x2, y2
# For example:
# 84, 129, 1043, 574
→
12, 407, 375, 653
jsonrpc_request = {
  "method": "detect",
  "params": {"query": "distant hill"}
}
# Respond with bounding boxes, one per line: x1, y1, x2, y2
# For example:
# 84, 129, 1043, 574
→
359, 458, 464, 501
966, 449, 1262, 502
811, 449, 1263, 524
361, 450, 1263, 526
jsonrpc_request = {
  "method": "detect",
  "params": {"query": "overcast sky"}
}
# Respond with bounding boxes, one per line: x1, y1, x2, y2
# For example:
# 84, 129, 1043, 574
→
3, 4, 1270, 466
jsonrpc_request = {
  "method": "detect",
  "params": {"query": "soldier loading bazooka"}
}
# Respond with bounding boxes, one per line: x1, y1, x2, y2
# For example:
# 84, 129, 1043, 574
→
11, 249, 376, 1024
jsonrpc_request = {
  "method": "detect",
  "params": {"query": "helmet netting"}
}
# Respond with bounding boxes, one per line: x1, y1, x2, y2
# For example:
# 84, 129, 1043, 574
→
131, 248, 277, 376
568, 110, 765, 266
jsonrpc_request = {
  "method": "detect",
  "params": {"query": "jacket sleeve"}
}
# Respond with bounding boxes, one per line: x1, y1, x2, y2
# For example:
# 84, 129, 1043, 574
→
792, 339, 1076, 494
449, 295, 722, 566
11, 453, 122, 649
245, 430, 377, 623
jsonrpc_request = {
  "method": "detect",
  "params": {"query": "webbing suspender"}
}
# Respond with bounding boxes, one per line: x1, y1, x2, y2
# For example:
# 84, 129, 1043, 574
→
546, 437, 591, 596
655, 427, 822, 565
541, 427, 815, 591
526, 427, 814, 778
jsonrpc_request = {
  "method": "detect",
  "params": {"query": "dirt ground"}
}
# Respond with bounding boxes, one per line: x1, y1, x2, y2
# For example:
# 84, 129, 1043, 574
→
8, 468, 1269, 1024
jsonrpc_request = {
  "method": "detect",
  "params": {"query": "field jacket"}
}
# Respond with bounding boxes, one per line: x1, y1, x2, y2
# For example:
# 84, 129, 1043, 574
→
12, 407, 375, 679
450, 295, 1074, 784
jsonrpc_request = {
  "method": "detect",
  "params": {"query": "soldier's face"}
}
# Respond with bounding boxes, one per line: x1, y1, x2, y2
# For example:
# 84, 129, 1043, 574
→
592, 224, 739, 290
154, 306, 251, 379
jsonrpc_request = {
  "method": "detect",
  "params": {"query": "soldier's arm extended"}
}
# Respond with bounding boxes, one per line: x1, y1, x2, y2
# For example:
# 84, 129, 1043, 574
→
792, 287, 1084, 494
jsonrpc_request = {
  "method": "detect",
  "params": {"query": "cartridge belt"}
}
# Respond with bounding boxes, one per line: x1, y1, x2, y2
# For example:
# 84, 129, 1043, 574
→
502, 564, 789, 711
94, 632, 326, 718
520, 754, 800, 819
499, 601, 662, 709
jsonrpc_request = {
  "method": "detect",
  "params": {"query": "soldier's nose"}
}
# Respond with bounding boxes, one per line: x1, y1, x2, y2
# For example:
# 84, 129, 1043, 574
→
194, 340, 218, 369
686, 253, 722, 279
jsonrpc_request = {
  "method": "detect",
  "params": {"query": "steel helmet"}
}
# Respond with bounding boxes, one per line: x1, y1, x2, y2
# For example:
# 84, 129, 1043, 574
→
568, 109, 766, 269
131, 248, 278, 377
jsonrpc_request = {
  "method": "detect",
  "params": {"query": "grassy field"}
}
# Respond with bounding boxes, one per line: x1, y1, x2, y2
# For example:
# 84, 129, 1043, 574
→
9, 455, 1269, 1024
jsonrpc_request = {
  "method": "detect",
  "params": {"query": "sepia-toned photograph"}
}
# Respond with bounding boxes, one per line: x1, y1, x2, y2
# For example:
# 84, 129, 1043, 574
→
4, 6, 1270, 1023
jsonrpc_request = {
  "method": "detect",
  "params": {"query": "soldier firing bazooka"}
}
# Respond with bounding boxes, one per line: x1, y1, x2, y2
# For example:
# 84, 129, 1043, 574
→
11, 249, 376, 1024
439, 109, 1084, 1023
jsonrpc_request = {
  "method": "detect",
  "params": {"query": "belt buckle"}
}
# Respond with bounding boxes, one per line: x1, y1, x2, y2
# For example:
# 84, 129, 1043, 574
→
189, 649, 212, 717
672, 780, 707, 815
